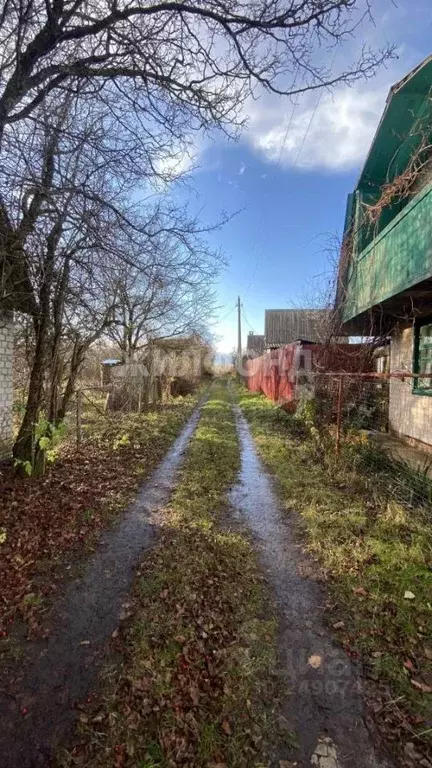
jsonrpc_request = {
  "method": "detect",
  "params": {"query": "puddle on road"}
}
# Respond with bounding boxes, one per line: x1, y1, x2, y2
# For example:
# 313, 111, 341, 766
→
229, 404, 391, 768
0, 402, 205, 768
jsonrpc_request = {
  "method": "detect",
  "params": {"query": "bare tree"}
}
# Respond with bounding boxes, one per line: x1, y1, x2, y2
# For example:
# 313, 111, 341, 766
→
8, 100, 123, 468
0, 1, 396, 471
107, 227, 223, 361
0, 0, 394, 311
5, 91, 224, 469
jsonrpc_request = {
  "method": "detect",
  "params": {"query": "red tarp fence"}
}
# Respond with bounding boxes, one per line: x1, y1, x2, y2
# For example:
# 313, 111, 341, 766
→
244, 342, 372, 407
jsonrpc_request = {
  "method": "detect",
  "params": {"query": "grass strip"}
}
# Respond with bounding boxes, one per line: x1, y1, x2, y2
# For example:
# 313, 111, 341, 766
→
235, 384, 432, 764
61, 381, 278, 768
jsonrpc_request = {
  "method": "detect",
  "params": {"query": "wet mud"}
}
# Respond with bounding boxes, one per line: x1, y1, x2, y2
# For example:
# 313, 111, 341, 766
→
0, 402, 204, 768
229, 403, 393, 768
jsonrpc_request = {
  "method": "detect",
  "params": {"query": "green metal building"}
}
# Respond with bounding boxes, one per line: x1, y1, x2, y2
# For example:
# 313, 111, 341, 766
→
336, 55, 432, 448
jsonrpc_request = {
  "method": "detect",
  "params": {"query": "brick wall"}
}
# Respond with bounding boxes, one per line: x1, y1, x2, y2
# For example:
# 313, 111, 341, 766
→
389, 324, 432, 448
0, 315, 14, 460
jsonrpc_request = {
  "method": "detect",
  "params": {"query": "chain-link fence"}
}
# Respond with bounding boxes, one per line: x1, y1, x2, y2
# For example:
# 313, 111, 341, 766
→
69, 387, 112, 447
296, 371, 432, 511
307, 372, 389, 440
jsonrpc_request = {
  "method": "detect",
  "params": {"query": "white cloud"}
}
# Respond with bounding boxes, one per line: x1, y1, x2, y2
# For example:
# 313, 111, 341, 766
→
157, 1, 430, 177
237, 0, 430, 174
244, 83, 391, 171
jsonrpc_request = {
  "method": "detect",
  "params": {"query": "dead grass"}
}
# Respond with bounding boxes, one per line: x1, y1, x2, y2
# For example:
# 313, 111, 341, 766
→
236, 385, 432, 765
58, 382, 281, 768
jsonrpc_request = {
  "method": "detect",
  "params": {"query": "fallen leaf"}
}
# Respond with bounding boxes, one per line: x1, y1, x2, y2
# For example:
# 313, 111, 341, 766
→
114, 743, 126, 768
410, 679, 432, 693
353, 586, 368, 596
308, 654, 322, 669
404, 591, 415, 600
221, 719, 232, 735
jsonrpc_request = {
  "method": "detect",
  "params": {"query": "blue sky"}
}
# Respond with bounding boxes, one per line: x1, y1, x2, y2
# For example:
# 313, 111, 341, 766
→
174, 1, 432, 353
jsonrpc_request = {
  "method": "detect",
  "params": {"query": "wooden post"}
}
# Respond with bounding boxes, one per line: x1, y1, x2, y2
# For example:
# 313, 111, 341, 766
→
335, 374, 344, 457
76, 389, 82, 449
148, 340, 154, 406
237, 295, 242, 374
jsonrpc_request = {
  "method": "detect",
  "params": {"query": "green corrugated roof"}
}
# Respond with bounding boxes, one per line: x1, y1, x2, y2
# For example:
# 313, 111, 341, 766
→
357, 55, 432, 192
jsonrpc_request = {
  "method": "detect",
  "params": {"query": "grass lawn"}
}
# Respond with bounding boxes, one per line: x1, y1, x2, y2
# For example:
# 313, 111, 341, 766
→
60, 382, 281, 768
236, 385, 432, 765
0, 395, 198, 637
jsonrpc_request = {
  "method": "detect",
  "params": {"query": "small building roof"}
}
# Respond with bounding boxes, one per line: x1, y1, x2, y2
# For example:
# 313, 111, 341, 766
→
246, 333, 265, 354
264, 309, 335, 348
150, 335, 202, 351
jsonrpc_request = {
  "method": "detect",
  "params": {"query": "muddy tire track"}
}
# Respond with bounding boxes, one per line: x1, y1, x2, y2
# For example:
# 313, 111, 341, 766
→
0, 399, 206, 768
229, 401, 394, 768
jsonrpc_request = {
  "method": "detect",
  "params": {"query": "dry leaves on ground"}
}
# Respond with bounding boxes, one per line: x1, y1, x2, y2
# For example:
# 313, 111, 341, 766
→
0, 401, 195, 635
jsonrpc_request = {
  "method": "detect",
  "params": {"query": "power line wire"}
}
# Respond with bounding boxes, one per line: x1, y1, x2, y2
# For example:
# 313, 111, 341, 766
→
245, 51, 340, 308
241, 305, 255, 333
293, 92, 323, 167
243, 70, 303, 301
277, 71, 301, 165
241, 48, 341, 315
218, 303, 237, 323
292, 46, 339, 167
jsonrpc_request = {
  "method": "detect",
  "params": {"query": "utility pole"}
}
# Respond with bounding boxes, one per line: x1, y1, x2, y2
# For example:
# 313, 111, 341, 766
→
237, 295, 242, 373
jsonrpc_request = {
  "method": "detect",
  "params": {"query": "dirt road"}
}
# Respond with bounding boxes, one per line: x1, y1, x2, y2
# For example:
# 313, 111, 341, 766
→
0, 384, 391, 767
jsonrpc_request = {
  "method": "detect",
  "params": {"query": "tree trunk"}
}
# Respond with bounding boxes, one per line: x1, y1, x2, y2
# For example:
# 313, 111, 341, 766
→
13, 322, 47, 467
48, 254, 70, 423
55, 340, 86, 425
48, 362, 61, 424
13, 212, 63, 469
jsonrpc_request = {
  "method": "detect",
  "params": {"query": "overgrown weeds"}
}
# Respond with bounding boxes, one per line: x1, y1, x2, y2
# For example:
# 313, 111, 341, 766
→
348, 437, 432, 509
59, 382, 279, 768
236, 385, 432, 764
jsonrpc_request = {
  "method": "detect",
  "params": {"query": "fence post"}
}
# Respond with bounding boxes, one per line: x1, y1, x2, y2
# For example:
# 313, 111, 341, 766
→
76, 389, 82, 449
335, 374, 344, 457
